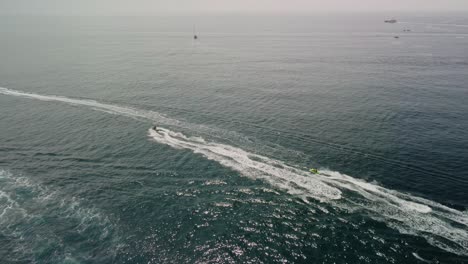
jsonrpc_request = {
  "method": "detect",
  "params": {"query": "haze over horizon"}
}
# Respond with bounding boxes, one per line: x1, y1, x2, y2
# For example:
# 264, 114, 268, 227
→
1, 0, 468, 15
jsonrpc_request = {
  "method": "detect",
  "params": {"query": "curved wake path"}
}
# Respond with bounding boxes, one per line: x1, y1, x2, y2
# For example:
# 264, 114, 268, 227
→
149, 128, 468, 256
2, 87, 468, 256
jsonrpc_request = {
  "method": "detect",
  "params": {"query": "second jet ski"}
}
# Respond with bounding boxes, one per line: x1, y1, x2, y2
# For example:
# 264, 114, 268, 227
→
309, 168, 319, 174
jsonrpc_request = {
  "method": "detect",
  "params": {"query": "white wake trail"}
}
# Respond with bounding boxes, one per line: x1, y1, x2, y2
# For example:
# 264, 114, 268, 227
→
1, 87, 467, 256
149, 128, 342, 201
0, 87, 178, 125
148, 128, 468, 257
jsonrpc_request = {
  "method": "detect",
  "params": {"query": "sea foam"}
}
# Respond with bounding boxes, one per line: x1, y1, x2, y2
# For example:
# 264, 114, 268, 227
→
147, 127, 468, 256
2, 87, 467, 256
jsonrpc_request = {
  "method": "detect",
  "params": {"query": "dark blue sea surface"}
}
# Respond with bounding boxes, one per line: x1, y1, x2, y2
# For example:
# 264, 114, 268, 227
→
1, 14, 468, 263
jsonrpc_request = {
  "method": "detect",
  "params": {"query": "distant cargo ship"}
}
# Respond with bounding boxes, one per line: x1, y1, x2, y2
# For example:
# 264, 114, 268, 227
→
385, 19, 397, 24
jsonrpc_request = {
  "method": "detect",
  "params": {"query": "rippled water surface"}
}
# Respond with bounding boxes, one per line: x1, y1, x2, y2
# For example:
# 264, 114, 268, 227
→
1, 14, 468, 263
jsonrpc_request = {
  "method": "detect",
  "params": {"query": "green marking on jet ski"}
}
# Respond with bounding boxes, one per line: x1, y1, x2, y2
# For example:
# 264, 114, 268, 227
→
309, 168, 319, 174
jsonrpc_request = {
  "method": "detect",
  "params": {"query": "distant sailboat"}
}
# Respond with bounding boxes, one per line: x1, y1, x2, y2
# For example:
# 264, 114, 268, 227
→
193, 25, 198, 40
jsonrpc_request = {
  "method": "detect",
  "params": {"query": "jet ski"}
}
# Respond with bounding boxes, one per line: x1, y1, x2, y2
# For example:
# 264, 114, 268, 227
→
152, 126, 164, 134
309, 168, 319, 174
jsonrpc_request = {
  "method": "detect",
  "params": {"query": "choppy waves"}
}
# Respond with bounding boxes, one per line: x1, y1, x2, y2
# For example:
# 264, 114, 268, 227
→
0, 169, 119, 263
1, 87, 467, 256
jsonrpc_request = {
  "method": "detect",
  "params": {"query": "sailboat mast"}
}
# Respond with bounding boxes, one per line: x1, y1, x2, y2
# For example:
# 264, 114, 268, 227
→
193, 24, 198, 40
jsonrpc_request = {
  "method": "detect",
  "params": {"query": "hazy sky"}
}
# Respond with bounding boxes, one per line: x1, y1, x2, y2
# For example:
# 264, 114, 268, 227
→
1, 0, 468, 15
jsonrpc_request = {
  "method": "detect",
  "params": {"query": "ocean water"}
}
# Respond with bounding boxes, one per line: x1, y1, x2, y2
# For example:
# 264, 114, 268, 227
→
1, 14, 468, 263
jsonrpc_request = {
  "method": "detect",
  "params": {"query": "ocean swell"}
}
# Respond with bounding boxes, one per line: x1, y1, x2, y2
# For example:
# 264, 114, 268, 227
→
1, 87, 467, 256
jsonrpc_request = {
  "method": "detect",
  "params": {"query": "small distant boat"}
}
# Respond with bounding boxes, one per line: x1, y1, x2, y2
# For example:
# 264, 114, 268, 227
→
394, 36, 400, 39
193, 25, 198, 40
385, 19, 397, 24
309, 168, 319, 174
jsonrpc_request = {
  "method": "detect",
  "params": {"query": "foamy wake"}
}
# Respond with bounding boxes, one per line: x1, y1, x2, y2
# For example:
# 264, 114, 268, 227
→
148, 128, 468, 256
1, 87, 467, 256
0, 87, 177, 125
0, 87, 251, 148
149, 128, 342, 201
